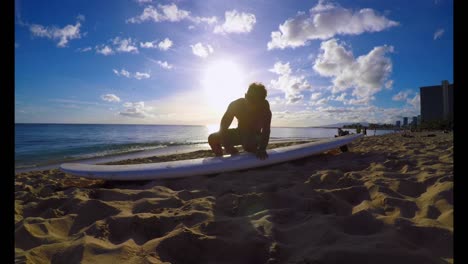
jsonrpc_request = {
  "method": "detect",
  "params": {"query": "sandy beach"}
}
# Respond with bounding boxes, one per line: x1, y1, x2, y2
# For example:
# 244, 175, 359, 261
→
14, 132, 453, 263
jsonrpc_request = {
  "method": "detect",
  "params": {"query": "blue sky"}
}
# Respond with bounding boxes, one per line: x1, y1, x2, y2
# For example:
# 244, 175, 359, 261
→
15, 0, 453, 127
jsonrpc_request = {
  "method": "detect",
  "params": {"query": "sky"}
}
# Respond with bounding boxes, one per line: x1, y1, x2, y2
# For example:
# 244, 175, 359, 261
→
15, 0, 453, 127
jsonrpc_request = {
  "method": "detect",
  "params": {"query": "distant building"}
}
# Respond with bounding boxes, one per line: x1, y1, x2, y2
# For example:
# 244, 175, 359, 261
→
417, 115, 421, 125
396, 120, 401, 127
403, 117, 408, 127
420, 80, 454, 123
412, 116, 418, 126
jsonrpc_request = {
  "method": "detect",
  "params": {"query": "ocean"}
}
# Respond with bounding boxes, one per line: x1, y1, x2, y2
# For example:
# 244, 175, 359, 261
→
15, 124, 393, 171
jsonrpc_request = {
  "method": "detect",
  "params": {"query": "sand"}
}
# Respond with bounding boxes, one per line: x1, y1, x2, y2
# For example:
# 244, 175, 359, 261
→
15, 132, 453, 264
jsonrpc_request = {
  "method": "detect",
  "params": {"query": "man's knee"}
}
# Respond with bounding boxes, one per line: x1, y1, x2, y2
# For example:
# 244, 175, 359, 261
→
208, 133, 220, 145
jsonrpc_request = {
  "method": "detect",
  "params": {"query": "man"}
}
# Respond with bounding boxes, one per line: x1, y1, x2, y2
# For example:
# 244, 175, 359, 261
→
208, 82, 272, 160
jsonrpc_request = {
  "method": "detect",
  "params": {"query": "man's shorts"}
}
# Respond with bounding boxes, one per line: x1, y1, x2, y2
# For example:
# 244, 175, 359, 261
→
222, 128, 261, 149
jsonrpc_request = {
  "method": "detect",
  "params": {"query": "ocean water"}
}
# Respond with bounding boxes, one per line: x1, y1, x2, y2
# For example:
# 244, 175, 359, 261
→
15, 124, 393, 171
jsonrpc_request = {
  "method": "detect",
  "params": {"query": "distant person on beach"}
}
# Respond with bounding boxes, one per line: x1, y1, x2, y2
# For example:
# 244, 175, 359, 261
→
208, 82, 272, 160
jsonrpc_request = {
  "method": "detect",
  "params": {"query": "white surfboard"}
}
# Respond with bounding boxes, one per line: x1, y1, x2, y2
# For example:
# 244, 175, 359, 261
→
60, 134, 363, 180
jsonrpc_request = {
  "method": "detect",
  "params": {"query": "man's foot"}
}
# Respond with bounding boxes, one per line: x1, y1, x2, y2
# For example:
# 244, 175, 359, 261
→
225, 147, 239, 156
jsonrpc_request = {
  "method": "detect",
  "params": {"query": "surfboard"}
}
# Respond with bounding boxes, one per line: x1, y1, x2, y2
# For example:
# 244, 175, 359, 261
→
60, 134, 363, 181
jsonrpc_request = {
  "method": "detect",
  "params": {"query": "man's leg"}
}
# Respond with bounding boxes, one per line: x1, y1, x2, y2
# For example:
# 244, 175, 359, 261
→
241, 132, 258, 153
208, 132, 223, 156
222, 129, 241, 155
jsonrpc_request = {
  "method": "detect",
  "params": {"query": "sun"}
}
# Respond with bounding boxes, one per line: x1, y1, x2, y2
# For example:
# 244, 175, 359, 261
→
201, 59, 248, 114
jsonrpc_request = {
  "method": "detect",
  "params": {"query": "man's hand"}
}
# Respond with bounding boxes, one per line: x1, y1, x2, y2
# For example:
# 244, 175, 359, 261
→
256, 149, 268, 160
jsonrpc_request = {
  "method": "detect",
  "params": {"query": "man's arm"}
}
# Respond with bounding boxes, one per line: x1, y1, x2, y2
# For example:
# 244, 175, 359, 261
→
256, 101, 272, 159
219, 102, 235, 134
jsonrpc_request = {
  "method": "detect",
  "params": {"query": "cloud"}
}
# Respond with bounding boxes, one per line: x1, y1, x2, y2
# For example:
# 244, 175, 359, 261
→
267, 0, 398, 49
76, 46, 92, 52
214, 10, 256, 34
15, 42, 19, 48
328, 93, 347, 102
392, 90, 411, 101
433, 28, 445, 40
96, 45, 114, 55
158, 38, 173, 50
191, 16, 218, 25
127, 4, 189, 23
191, 42, 214, 58
113, 68, 131, 78
269, 61, 311, 103
113, 68, 150, 79
101, 94, 121, 102
311, 92, 322, 100
120, 101, 153, 118
29, 19, 83, 47
112, 37, 138, 53
135, 0, 152, 3
385, 80, 393, 89
140, 38, 172, 50
313, 38, 394, 104
156, 60, 173, 69
96, 37, 140, 55
135, 72, 151, 80
128, 3, 216, 26
140, 41, 156, 48
76, 14, 85, 21
407, 93, 420, 110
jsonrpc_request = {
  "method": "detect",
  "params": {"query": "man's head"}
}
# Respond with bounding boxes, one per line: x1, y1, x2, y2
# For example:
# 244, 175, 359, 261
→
245, 82, 267, 104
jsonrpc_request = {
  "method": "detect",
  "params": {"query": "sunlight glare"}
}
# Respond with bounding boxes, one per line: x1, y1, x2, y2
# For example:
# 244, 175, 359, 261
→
201, 59, 248, 114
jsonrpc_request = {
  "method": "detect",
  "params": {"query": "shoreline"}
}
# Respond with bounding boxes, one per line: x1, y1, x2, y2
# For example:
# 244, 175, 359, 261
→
15, 139, 318, 174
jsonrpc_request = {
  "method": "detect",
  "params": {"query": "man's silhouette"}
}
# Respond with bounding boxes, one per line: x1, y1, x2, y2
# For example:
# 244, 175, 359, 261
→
208, 82, 272, 160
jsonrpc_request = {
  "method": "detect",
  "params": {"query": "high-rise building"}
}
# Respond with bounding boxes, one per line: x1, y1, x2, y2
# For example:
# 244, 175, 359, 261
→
403, 117, 408, 127
396, 120, 401, 127
420, 80, 454, 123
412, 116, 418, 126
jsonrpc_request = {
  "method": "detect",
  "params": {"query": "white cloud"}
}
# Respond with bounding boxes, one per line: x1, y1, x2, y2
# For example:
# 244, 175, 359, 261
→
96, 37, 139, 55
140, 41, 156, 48
112, 37, 139, 53
120, 101, 153, 118
311, 92, 322, 100
433, 28, 445, 40
135, 72, 151, 80
191, 42, 214, 58
392, 90, 411, 101
113, 68, 131, 78
407, 93, 420, 110
160, 3, 190, 21
329, 93, 347, 102
158, 38, 173, 50
267, 0, 398, 49
113, 68, 150, 79
214, 10, 256, 34
313, 38, 394, 104
140, 38, 173, 50
96, 45, 113, 55
29, 19, 83, 47
76, 46, 92, 52
191, 16, 218, 25
127, 3, 216, 26
385, 80, 393, 89
135, 0, 152, 3
101, 94, 121, 102
76, 14, 85, 21
156, 60, 173, 69
127, 4, 189, 23
269, 62, 311, 103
